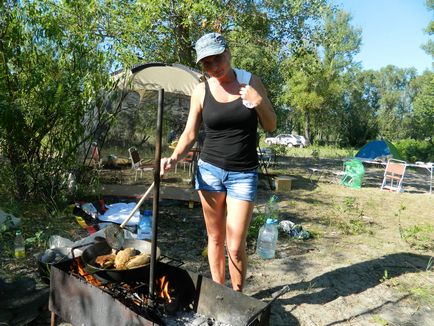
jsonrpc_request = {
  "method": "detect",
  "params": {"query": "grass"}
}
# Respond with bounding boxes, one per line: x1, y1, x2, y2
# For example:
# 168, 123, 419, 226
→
401, 224, 434, 251
258, 141, 356, 159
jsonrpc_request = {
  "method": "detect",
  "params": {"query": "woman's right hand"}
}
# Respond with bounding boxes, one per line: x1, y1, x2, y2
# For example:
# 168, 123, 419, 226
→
160, 157, 177, 177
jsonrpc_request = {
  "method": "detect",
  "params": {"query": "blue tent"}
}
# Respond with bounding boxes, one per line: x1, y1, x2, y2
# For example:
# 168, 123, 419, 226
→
355, 139, 402, 160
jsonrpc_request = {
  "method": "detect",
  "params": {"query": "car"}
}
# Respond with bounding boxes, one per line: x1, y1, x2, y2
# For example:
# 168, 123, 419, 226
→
294, 135, 307, 148
264, 134, 302, 147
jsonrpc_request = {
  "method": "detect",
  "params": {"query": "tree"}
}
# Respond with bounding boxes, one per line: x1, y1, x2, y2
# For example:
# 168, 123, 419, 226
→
280, 7, 361, 144
373, 66, 417, 140
340, 69, 380, 146
0, 1, 116, 200
410, 71, 434, 140
422, 0, 434, 61
1, 0, 341, 200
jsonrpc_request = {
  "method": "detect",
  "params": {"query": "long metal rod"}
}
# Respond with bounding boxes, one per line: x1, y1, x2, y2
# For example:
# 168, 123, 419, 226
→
148, 88, 164, 305
119, 182, 154, 228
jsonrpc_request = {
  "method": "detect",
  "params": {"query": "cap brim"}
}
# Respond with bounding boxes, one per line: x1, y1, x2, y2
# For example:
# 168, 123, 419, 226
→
196, 47, 226, 64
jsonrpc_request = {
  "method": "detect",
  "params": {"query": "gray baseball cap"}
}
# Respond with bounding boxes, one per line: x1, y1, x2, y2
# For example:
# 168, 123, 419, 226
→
195, 33, 227, 63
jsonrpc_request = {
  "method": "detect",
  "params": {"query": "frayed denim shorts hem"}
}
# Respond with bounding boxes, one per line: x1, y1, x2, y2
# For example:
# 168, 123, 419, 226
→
195, 159, 258, 202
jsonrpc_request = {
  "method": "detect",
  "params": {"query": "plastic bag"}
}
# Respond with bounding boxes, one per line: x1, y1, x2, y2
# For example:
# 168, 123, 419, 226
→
48, 235, 74, 249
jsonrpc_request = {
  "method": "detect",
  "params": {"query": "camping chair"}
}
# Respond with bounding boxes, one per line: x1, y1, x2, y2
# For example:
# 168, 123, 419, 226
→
90, 142, 103, 170
175, 151, 194, 177
340, 159, 365, 189
257, 147, 275, 169
128, 147, 153, 181
381, 159, 407, 192
257, 146, 274, 190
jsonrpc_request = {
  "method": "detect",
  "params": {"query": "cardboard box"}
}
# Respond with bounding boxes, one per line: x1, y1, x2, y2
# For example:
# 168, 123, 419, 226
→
275, 176, 295, 192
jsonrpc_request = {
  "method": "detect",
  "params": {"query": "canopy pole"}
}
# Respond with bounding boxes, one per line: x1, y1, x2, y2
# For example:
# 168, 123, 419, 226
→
148, 88, 164, 306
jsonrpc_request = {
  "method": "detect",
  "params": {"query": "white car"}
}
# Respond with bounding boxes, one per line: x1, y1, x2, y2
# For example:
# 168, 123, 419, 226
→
294, 135, 307, 148
264, 134, 302, 147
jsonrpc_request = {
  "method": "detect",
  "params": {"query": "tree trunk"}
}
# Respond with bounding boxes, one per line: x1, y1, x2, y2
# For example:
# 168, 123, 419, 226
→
304, 110, 311, 146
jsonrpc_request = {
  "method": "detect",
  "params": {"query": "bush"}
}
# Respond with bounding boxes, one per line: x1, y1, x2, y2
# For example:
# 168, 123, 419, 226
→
395, 139, 434, 163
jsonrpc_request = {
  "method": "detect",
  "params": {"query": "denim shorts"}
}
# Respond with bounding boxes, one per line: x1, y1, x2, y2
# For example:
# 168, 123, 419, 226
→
195, 159, 258, 202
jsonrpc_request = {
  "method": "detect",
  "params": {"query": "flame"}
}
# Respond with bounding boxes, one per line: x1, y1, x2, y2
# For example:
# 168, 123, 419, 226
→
74, 258, 102, 287
158, 275, 172, 303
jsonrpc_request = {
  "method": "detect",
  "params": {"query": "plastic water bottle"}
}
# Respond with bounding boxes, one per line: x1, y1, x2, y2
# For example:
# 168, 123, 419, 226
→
256, 218, 278, 259
137, 210, 152, 240
265, 195, 279, 220
14, 230, 25, 258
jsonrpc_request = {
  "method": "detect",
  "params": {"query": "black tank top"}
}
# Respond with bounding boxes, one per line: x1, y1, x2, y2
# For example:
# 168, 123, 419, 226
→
200, 80, 258, 171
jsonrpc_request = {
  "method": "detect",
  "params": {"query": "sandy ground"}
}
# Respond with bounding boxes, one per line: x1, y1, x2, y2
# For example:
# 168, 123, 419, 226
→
5, 157, 434, 326
153, 158, 434, 326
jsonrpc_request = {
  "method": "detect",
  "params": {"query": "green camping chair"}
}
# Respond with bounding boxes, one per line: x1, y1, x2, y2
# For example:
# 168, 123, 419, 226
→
340, 159, 365, 189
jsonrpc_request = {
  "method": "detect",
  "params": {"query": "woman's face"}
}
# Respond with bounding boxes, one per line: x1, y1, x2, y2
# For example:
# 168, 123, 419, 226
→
200, 50, 232, 79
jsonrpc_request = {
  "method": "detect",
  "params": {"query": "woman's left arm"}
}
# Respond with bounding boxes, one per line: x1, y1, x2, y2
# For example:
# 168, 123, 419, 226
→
240, 75, 276, 132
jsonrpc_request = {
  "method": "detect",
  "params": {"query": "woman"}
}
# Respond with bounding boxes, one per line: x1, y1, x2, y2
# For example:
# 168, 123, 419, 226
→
160, 32, 276, 292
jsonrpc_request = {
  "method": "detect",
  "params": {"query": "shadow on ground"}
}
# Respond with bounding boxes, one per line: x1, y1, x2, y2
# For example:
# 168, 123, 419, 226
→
253, 252, 432, 324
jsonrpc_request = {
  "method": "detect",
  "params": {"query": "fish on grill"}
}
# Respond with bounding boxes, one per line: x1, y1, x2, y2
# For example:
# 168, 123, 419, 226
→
114, 247, 136, 269
125, 253, 150, 269
95, 254, 116, 269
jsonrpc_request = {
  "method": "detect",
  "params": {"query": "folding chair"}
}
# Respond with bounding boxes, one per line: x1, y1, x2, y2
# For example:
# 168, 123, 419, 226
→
179, 151, 194, 177
255, 146, 274, 190
128, 147, 153, 181
381, 159, 407, 192
90, 142, 103, 170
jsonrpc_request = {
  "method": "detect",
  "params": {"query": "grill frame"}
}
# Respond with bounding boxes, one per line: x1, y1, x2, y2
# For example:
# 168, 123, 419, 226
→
49, 261, 270, 326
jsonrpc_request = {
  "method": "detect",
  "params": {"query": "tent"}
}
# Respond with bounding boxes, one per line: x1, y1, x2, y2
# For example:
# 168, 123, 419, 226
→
355, 139, 402, 160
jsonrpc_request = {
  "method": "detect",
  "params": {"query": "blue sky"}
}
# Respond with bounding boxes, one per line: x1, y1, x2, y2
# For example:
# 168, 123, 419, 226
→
336, 0, 432, 74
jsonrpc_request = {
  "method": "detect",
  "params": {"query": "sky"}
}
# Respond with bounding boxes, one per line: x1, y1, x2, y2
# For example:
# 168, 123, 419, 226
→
336, 0, 432, 74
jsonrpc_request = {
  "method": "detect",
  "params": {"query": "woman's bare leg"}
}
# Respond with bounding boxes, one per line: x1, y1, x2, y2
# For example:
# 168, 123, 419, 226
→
198, 190, 227, 285
225, 197, 254, 291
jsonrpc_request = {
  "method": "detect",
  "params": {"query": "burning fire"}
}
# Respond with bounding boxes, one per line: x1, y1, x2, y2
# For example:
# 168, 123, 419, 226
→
73, 258, 102, 287
158, 275, 172, 303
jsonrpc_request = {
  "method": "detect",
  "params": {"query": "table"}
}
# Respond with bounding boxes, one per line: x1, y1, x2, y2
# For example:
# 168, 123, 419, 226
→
307, 167, 345, 184
406, 163, 433, 194
360, 160, 433, 194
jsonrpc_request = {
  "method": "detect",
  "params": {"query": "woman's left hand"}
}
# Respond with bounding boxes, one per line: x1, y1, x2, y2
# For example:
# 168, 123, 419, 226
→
239, 84, 262, 108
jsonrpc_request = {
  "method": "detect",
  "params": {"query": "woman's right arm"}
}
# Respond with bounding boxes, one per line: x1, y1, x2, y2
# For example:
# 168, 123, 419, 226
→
160, 83, 205, 176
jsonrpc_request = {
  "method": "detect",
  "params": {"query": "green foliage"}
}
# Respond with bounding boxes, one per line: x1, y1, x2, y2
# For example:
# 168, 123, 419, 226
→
395, 139, 434, 162
410, 72, 434, 140
410, 285, 434, 305
371, 314, 389, 326
284, 145, 355, 158
340, 69, 380, 147
421, 0, 434, 59
280, 6, 362, 144
248, 212, 267, 241
332, 197, 373, 235
426, 256, 433, 272
25, 230, 45, 248
0, 0, 117, 201
374, 66, 418, 140
401, 224, 434, 251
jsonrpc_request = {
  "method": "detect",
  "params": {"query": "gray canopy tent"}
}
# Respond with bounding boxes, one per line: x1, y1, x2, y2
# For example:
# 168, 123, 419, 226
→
113, 62, 204, 98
